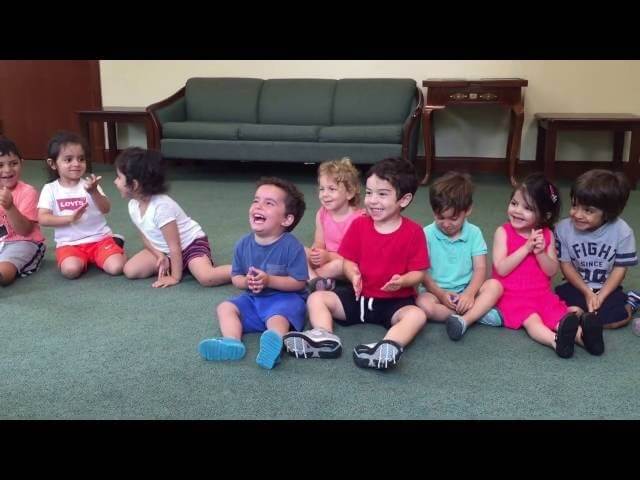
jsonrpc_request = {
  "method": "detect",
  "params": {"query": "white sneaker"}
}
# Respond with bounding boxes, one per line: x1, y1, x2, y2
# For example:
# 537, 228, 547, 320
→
283, 328, 342, 359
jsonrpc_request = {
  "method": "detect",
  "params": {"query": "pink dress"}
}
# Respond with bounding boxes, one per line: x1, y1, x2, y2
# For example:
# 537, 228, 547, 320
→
492, 223, 568, 330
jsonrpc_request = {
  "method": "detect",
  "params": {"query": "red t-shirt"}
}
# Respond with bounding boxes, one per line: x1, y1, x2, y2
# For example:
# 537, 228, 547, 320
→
338, 215, 429, 299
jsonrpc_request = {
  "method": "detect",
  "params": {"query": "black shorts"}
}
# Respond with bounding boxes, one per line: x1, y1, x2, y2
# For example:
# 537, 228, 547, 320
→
555, 282, 629, 325
334, 285, 416, 329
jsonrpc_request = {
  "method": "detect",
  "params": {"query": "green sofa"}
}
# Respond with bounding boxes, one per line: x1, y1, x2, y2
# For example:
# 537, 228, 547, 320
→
147, 77, 423, 166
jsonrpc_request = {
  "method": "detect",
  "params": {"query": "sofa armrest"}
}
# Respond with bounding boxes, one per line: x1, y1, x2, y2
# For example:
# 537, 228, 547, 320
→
401, 86, 424, 165
146, 86, 186, 149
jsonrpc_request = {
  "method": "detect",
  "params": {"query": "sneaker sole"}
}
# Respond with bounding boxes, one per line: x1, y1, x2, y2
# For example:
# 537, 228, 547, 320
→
581, 313, 604, 356
352, 342, 401, 370
555, 313, 579, 358
256, 330, 283, 369
198, 339, 245, 361
446, 316, 465, 341
283, 332, 342, 359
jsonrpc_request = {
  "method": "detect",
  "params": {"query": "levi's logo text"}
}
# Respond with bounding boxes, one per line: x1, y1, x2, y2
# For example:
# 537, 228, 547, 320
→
56, 197, 87, 211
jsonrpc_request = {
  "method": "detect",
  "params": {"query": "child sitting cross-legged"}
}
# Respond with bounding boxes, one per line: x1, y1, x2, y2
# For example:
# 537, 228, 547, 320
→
416, 171, 504, 341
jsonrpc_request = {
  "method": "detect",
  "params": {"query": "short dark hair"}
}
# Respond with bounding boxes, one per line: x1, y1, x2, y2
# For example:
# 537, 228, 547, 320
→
429, 171, 474, 215
0, 136, 22, 159
46, 131, 91, 181
114, 147, 169, 196
256, 177, 306, 232
570, 169, 630, 223
366, 157, 418, 208
512, 173, 561, 229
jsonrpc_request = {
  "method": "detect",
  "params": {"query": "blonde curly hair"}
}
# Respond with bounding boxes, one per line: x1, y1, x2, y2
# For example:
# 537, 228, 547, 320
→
317, 157, 361, 207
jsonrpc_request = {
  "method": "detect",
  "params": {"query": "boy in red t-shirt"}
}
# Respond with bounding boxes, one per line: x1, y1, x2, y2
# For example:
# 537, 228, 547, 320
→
283, 157, 429, 370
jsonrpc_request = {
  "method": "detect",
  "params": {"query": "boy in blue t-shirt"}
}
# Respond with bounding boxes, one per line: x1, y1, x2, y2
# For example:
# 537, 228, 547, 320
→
198, 177, 308, 369
416, 171, 504, 341
555, 170, 638, 348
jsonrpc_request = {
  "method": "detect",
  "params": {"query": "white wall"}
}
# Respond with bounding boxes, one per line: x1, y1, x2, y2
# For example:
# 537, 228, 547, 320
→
100, 60, 640, 161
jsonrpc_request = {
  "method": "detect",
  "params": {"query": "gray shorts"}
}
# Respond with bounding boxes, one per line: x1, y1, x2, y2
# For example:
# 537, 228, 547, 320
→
0, 241, 47, 276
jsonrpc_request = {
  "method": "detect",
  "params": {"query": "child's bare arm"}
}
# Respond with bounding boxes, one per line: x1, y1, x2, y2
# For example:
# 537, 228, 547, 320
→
560, 261, 599, 311
153, 220, 183, 287
37, 206, 87, 227
311, 213, 325, 249
492, 226, 532, 276
534, 231, 559, 277
597, 266, 627, 303
463, 254, 487, 298
1, 190, 34, 235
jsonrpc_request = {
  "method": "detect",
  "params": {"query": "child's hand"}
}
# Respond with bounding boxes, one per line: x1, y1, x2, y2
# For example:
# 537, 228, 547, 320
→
585, 290, 601, 312
156, 254, 170, 278
152, 275, 179, 288
0, 186, 13, 210
532, 231, 546, 255
69, 203, 88, 223
525, 229, 542, 252
455, 291, 475, 314
352, 266, 362, 300
83, 174, 103, 193
381, 274, 403, 292
309, 247, 329, 267
247, 266, 268, 294
439, 291, 458, 310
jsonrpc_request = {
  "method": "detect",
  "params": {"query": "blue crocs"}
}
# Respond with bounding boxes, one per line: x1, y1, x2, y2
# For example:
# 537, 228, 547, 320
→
198, 337, 246, 361
256, 330, 283, 369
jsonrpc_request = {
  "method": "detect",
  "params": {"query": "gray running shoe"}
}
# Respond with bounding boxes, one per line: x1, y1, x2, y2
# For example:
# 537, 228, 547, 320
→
283, 328, 342, 359
352, 339, 403, 370
446, 314, 467, 341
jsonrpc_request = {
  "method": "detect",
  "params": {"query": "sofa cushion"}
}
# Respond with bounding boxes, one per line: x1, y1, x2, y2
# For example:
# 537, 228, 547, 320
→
332, 78, 416, 125
162, 121, 240, 140
258, 79, 336, 125
239, 124, 320, 142
318, 124, 402, 144
185, 78, 263, 123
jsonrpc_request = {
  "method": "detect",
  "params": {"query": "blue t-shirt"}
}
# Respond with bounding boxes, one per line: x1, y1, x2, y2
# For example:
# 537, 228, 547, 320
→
423, 220, 487, 293
232, 231, 309, 297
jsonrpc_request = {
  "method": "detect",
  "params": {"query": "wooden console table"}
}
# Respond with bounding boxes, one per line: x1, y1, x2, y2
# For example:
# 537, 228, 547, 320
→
535, 113, 640, 189
421, 78, 528, 186
77, 107, 155, 164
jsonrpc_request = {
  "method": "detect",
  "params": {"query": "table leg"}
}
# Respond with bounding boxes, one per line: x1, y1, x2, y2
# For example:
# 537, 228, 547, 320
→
535, 124, 546, 172
106, 122, 117, 164
420, 107, 437, 185
627, 126, 640, 189
612, 130, 625, 168
507, 104, 524, 187
543, 126, 558, 181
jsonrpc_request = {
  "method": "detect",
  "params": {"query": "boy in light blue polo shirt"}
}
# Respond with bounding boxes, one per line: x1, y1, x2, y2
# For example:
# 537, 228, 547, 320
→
416, 171, 504, 341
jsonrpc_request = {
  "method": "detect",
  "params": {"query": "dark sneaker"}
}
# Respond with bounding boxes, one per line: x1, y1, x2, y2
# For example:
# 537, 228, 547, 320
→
580, 312, 604, 356
283, 328, 342, 359
555, 312, 580, 358
445, 314, 467, 341
627, 290, 640, 312
113, 234, 125, 248
352, 339, 403, 370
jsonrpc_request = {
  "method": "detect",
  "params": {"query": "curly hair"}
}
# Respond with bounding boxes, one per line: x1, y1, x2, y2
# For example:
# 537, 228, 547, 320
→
317, 157, 361, 207
256, 177, 306, 232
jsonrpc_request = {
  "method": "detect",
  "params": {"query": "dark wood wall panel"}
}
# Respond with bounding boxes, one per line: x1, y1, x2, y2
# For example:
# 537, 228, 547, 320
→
0, 60, 103, 160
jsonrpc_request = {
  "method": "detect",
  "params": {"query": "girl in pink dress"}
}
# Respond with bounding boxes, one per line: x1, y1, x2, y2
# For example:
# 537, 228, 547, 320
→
492, 173, 603, 358
306, 157, 365, 292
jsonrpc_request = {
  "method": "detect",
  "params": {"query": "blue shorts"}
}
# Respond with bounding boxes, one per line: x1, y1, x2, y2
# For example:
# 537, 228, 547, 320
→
229, 292, 307, 333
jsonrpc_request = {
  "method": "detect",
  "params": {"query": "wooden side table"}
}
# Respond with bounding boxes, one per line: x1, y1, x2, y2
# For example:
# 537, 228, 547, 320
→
421, 78, 528, 186
535, 113, 640, 189
77, 107, 156, 164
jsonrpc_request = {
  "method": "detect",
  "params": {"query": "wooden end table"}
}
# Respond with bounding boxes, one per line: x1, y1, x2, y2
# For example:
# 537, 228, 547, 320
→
535, 113, 640, 189
77, 107, 155, 164
421, 78, 528, 186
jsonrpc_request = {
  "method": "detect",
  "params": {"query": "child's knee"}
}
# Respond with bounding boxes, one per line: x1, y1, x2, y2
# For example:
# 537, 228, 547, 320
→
216, 301, 237, 317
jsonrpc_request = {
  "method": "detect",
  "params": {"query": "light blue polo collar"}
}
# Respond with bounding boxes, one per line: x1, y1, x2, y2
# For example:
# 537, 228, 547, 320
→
432, 219, 470, 243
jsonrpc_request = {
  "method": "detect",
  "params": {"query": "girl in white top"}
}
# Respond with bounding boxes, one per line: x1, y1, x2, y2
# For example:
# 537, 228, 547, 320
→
37, 132, 126, 279
114, 147, 231, 288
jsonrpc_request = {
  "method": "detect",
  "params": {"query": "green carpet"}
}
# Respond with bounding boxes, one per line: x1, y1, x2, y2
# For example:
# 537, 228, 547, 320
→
2, 160, 639, 419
